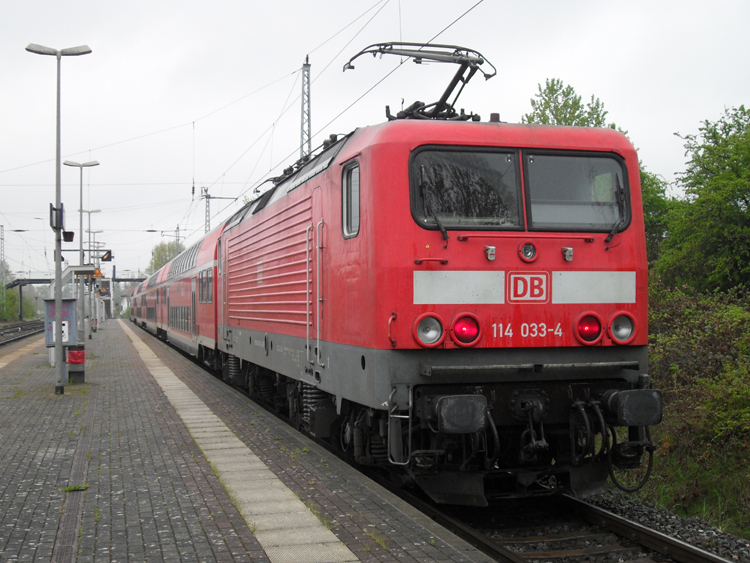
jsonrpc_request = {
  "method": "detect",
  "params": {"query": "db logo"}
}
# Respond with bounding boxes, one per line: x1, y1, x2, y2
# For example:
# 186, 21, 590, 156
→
508, 272, 550, 303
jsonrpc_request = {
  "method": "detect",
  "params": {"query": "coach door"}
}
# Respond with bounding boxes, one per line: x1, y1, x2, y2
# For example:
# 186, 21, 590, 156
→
219, 237, 230, 343
191, 277, 197, 337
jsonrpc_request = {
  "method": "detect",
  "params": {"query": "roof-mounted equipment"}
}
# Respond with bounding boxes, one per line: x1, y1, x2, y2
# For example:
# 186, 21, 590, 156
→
343, 42, 496, 121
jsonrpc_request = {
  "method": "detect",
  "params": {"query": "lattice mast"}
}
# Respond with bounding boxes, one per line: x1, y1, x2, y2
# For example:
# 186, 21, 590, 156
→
199, 187, 234, 233
300, 56, 311, 160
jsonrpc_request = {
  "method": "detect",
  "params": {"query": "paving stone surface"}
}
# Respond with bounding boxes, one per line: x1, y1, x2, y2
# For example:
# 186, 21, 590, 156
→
0, 325, 267, 562
133, 322, 493, 563
0, 320, 494, 563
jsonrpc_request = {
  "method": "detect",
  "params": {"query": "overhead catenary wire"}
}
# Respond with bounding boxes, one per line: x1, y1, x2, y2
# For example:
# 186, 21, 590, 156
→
215, 0, 488, 218
6, 1, 489, 269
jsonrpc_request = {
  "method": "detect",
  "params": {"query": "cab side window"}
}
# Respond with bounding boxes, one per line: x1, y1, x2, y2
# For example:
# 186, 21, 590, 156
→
342, 162, 360, 238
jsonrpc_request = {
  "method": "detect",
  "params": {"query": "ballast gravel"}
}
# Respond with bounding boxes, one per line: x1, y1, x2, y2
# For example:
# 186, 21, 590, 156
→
588, 490, 750, 562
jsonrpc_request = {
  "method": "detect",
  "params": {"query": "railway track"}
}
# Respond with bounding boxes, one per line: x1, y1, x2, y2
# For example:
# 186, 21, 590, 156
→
419, 494, 735, 563
0, 320, 44, 346
135, 322, 736, 563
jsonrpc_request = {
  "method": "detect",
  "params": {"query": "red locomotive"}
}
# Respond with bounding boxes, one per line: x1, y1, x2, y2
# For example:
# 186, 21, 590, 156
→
131, 44, 661, 506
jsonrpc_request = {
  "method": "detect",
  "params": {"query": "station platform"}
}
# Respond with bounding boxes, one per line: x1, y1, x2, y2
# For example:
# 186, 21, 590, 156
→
0, 319, 494, 563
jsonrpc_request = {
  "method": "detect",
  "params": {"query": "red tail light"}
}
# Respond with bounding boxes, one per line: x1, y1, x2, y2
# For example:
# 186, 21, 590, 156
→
451, 314, 481, 346
575, 313, 602, 345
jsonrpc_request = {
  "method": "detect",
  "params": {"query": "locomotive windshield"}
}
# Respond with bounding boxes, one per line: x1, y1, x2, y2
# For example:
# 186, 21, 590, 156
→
525, 153, 626, 231
410, 149, 522, 229
410, 148, 628, 233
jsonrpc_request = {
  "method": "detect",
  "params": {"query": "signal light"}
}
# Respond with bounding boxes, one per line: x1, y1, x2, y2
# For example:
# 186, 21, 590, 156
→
451, 314, 481, 346
608, 312, 636, 344
413, 314, 446, 348
575, 312, 603, 345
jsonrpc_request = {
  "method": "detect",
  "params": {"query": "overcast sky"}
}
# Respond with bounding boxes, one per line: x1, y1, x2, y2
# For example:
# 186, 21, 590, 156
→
1, 0, 748, 281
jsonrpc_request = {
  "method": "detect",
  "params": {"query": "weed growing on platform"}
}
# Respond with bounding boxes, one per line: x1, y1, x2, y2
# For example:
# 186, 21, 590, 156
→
61, 484, 88, 492
366, 530, 387, 549
11, 389, 27, 399
306, 502, 332, 530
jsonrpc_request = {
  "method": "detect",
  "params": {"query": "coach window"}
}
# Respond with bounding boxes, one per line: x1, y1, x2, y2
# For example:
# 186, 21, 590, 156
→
207, 270, 213, 303
342, 161, 360, 238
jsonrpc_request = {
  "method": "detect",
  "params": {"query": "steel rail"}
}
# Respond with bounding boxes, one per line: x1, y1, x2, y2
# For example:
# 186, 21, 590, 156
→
0, 320, 45, 346
566, 496, 734, 563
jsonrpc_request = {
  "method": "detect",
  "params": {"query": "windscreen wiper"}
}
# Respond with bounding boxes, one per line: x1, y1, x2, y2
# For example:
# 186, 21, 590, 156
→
420, 165, 450, 245
605, 174, 625, 243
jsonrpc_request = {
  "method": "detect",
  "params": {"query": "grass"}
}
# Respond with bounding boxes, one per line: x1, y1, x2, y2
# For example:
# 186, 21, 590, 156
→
638, 435, 749, 537
365, 530, 387, 549
305, 502, 332, 530
60, 484, 89, 492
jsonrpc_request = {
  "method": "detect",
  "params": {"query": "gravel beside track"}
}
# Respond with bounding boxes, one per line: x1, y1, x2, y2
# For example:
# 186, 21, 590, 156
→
588, 490, 750, 562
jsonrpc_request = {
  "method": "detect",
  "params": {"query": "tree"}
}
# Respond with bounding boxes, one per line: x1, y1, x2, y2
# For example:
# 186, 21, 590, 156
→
522, 78, 617, 128
640, 169, 674, 264
656, 106, 750, 292
523, 79, 675, 263
148, 240, 184, 274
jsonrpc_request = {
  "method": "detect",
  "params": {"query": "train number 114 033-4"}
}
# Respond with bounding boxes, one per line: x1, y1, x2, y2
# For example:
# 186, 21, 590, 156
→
492, 322, 563, 339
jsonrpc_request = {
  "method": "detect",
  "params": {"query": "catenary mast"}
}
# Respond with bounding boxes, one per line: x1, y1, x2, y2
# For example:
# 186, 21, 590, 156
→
300, 56, 311, 160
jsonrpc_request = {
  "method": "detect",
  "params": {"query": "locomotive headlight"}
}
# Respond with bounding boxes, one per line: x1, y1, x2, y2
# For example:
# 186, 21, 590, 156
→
518, 242, 538, 263
574, 312, 603, 345
608, 312, 636, 344
413, 314, 446, 347
450, 314, 482, 347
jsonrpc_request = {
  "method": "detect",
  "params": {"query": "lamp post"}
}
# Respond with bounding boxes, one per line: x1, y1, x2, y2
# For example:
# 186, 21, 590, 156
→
82, 210, 100, 339
64, 160, 99, 343
26, 42, 92, 395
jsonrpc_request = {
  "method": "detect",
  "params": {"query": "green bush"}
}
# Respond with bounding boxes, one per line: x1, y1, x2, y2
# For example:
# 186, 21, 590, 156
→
644, 279, 750, 537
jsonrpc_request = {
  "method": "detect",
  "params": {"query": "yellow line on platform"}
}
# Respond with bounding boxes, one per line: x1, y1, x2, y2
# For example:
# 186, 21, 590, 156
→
0, 337, 44, 371
117, 319, 359, 563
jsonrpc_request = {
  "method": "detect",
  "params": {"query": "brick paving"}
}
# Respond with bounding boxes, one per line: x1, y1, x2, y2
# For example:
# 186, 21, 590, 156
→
0, 320, 493, 563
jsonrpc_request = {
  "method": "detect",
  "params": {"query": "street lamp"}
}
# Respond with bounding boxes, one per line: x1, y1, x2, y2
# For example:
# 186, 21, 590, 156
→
64, 160, 99, 343
27, 42, 92, 395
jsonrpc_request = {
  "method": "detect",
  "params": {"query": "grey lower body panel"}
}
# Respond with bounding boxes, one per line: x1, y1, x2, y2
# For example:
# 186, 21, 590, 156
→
218, 324, 647, 411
